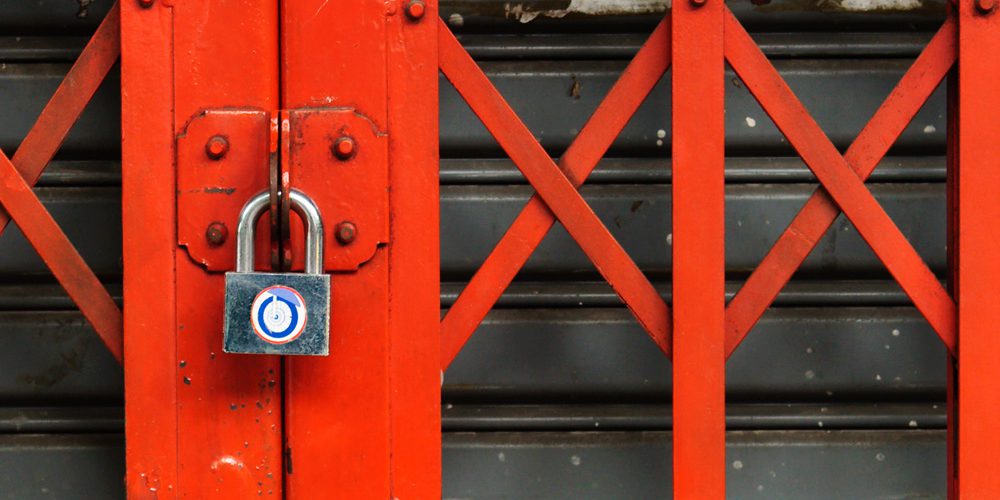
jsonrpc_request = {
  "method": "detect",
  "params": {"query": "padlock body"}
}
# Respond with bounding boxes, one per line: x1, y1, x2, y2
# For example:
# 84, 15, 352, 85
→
223, 272, 330, 355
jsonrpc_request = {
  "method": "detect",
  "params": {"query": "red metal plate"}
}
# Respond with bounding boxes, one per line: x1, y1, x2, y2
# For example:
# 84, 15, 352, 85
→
285, 108, 389, 271
177, 109, 272, 271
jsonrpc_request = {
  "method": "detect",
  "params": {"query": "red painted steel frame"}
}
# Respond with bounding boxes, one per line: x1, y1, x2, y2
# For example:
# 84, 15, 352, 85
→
440, 17, 673, 366
671, 0, 727, 497
438, 23, 671, 360
124, 0, 440, 497
724, 18, 957, 357
956, 0, 1000, 495
117, 0, 995, 497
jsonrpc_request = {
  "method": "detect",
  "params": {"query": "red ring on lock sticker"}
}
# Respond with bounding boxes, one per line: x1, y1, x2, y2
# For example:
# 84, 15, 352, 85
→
250, 285, 308, 344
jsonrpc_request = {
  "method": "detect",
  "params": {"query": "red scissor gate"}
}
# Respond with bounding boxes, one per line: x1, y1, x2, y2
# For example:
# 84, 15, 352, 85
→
0, 0, 983, 497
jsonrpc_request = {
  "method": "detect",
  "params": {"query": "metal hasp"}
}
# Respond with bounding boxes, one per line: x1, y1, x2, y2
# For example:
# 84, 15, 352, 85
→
223, 190, 330, 356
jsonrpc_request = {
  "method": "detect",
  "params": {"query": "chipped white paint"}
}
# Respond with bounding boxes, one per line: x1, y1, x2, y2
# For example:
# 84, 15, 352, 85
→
837, 0, 921, 11
892, 329, 901, 336
656, 129, 666, 139
923, 124, 937, 134
656, 139, 663, 147
732, 460, 744, 470
876, 452, 886, 461
570, 455, 582, 466
506, 0, 670, 23
449, 13, 465, 27
804, 370, 816, 379
745, 116, 757, 128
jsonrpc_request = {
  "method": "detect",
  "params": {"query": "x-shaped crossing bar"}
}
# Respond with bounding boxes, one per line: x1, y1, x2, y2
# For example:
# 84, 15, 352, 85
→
0, 3, 122, 362
725, 13, 958, 357
439, 16, 673, 366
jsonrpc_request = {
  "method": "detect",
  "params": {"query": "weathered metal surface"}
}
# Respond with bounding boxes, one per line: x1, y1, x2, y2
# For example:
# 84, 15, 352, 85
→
441, 183, 947, 277
0, 306, 948, 402
442, 403, 948, 430
1, 61, 954, 157
176, 109, 271, 271
0, 429, 947, 499
0, 184, 949, 278
447, 307, 946, 400
6, 0, 978, 496
725, 16, 956, 357
0, 434, 125, 500
442, 430, 946, 499
439, 0, 947, 29
285, 108, 390, 271
440, 15, 671, 364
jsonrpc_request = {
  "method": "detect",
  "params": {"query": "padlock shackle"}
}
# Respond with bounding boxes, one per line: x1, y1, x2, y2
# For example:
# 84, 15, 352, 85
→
235, 189, 324, 274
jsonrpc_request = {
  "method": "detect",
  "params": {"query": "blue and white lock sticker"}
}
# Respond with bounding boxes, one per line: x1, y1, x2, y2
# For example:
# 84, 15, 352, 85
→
250, 285, 308, 344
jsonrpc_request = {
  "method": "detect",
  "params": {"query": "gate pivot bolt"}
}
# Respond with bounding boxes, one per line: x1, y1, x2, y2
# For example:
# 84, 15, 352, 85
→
976, 0, 997, 14
205, 135, 230, 161
332, 136, 356, 161
137, 0, 154, 8
335, 221, 357, 246
206, 222, 229, 247
405, 0, 426, 20
205, 222, 229, 247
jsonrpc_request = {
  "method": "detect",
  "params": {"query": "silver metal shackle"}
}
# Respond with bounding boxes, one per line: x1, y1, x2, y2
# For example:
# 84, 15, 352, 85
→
235, 189, 325, 274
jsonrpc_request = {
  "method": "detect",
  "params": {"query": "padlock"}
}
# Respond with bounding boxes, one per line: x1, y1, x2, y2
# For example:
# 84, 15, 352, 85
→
223, 189, 330, 355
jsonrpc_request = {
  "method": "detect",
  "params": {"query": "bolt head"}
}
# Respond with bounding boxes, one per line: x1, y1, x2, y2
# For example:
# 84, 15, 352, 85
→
205, 222, 228, 246
335, 221, 358, 245
332, 136, 356, 161
976, 0, 997, 13
205, 135, 229, 161
137, 0, 155, 8
405, 0, 426, 19
690, 0, 707, 6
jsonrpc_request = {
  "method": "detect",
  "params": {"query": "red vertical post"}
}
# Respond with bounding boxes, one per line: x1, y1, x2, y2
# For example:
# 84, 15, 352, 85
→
122, 1, 178, 497
671, 0, 726, 497
956, 0, 1000, 496
387, 0, 442, 497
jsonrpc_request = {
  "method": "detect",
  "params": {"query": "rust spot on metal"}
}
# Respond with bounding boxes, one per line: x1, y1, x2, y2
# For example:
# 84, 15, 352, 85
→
76, 0, 94, 18
204, 187, 237, 195
569, 76, 582, 100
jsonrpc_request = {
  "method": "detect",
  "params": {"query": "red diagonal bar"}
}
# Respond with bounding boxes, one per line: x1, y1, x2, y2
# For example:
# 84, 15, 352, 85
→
724, 9, 956, 354
3, 2, 121, 235
725, 16, 957, 358
0, 151, 122, 362
441, 16, 671, 367
438, 20, 671, 358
